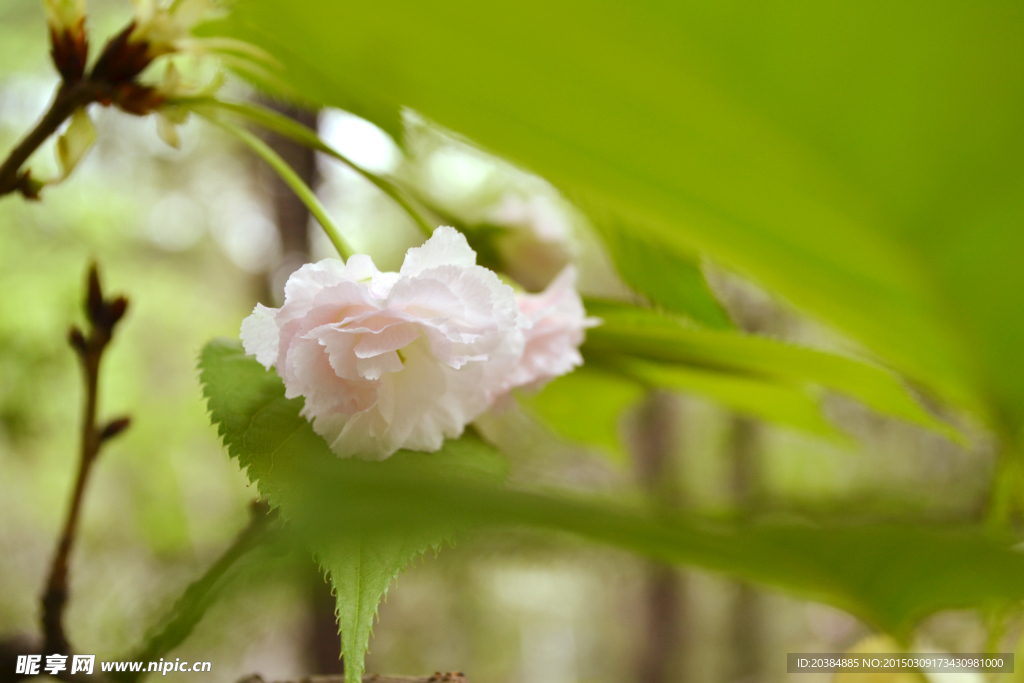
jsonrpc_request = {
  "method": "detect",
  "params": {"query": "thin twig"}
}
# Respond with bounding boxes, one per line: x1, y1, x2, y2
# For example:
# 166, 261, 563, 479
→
41, 265, 130, 654
114, 501, 280, 683
0, 81, 99, 198
0, 7, 194, 201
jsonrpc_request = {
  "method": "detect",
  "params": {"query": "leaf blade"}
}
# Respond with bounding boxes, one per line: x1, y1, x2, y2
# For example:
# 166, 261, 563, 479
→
585, 302, 958, 442
201, 340, 1024, 641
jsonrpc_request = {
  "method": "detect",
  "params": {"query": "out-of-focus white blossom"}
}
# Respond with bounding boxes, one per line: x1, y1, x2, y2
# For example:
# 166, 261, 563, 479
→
129, 0, 212, 58
240, 227, 524, 459
488, 193, 575, 291
42, 0, 85, 34
128, 0, 267, 66
151, 62, 223, 148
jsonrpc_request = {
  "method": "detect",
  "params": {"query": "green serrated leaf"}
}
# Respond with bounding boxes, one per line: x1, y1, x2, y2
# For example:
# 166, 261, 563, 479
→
199, 339, 506, 679
320, 534, 432, 681
590, 217, 732, 328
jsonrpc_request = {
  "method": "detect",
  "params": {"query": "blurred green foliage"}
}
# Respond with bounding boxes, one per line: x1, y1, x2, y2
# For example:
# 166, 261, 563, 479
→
206, 0, 1024, 673
4, 0, 1024, 679
219, 0, 1024, 439
202, 340, 1024, 654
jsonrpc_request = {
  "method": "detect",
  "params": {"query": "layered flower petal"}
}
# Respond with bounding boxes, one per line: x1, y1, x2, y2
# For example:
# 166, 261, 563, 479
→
505, 266, 600, 392
239, 226, 522, 459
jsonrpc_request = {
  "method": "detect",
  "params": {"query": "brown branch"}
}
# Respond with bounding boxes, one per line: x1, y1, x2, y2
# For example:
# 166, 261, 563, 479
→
0, 81, 99, 199
42, 264, 130, 654
631, 391, 685, 683
0, 13, 171, 201
238, 674, 468, 683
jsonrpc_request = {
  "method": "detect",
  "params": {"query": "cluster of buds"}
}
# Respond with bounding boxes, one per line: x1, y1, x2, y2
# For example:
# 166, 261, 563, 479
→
68, 264, 129, 358
40, 0, 264, 182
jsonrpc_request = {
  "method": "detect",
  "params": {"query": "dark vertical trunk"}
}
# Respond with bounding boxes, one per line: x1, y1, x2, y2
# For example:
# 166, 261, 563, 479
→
260, 99, 319, 303
727, 416, 762, 683
308, 570, 344, 676
632, 391, 685, 683
256, 98, 343, 675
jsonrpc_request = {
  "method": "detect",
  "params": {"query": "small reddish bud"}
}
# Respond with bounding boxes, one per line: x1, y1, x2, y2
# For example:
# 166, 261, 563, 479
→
91, 23, 152, 85
16, 171, 44, 200
50, 23, 88, 83
106, 296, 128, 325
44, 0, 88, 82
86, 264, 104, 324
68, 326, 87, 353
99, 416, 131, 441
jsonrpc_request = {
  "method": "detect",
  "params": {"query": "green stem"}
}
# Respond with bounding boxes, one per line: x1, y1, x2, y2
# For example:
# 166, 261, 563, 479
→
205, 115, 355, 259
186, 98, 435, 238
113, 502, 280, 682
986, 446, 1024, 532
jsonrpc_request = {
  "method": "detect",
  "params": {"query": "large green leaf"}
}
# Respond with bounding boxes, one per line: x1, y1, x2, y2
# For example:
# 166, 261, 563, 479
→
585, 301, 956, 441
215, 0, 1024, 435
201, 340, 1024, 640
199, 340, 505, 679
589, 215, 732, 328
518, 367, 646, 461
523, 360, 842, 458
602, 356, 842, 441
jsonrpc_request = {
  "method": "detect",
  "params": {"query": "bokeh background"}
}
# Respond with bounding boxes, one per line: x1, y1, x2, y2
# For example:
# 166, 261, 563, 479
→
0, 1, 1011, 681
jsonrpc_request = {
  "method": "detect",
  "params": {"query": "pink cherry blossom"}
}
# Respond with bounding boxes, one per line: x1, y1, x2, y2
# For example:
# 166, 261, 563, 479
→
240, 227, 522, 459
505, 266, 600, 393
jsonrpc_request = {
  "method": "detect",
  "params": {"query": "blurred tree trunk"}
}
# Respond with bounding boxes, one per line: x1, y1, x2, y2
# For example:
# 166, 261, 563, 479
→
727, 415, 763, 683
632, 390, 686, 683
711, 274, 775, 683
260, 100, 319, 303
257, 98, 343, 675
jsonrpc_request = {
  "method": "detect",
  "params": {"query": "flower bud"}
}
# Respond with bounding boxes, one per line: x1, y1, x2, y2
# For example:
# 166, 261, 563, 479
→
99, 416, 131, 441
105, 296, 129, 327
68, 326, 87, 354
43, 0, 88, 82
42, 0, 86, 34
55, 107, 97, 180
86, 264, 104, 324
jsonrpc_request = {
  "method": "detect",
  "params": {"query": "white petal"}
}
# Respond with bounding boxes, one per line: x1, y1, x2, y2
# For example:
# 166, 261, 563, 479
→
355, 351, 404, 381
387, 274, 465, 320
290, 333, 377, 414
343, 253, 379, 282
353, 323, 420, 358
311, 325, 361, 380
156, 113, 182, 149
500, 265, 596, 393
369, 270, 400, 298
240, 303, 279, 368
324, 409, 389, 460
399, 226, 477, 276
258, 233, 537, 460
55, 108, 97, 179
281, 259, 352, 313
